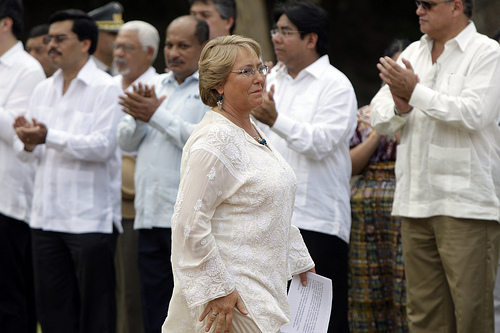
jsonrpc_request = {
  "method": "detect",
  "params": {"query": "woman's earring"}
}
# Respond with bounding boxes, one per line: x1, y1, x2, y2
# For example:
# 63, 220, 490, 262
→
217, 94, 224, 110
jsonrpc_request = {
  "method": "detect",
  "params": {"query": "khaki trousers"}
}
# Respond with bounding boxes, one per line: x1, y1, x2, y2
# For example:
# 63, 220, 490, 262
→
402, 216, 500, 333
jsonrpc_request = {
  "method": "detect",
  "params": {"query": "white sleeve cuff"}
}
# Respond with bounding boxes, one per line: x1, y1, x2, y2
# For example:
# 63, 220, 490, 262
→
271, 112, 295, 138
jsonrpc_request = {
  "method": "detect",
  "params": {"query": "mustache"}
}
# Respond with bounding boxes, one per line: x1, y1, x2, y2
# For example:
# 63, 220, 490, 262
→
49, 48, 62, 56
114, 57, 128, 67
167, 58, 184, 65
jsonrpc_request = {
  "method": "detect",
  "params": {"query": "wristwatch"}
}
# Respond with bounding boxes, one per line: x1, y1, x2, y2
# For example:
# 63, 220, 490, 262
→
394, 105, 413, 117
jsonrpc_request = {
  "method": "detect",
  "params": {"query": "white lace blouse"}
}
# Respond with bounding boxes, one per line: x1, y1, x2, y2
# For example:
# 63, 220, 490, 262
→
162, 110, 314, 332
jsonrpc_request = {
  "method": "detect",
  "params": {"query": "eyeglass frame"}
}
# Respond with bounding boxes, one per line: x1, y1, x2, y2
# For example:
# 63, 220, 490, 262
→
44, 34, 79, 44
231, 64, 269, 77
112, 43, 148, 53
415, 0, 454, 10
270, 28, 305, 38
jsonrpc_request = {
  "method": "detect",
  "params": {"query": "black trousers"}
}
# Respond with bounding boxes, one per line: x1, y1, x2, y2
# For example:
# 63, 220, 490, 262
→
300, 229, 350, 333
138, 228, 174, 333
31, 228, 118, 333
0, 213, 36, 333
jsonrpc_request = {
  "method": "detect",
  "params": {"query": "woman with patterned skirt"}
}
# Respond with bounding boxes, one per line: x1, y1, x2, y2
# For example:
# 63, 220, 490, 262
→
348, 105, 408, 333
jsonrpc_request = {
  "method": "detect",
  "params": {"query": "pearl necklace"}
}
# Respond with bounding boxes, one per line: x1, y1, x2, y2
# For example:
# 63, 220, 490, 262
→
219, 108, 268, 146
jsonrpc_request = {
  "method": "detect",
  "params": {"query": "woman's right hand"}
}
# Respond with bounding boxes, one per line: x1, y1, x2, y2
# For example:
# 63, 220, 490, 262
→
199, 289, 248, 333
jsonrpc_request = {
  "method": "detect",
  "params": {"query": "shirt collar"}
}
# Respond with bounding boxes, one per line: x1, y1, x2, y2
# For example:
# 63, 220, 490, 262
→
302, 54, 330, 79
0, 41, 24, 67
135, 67, 157, 83
161, 70, 200, 86
451, 21, 476, 52
77, 58, 98, 85
52, 57, 96, 87
279, 54, 329, 80
420, 21, 476, 53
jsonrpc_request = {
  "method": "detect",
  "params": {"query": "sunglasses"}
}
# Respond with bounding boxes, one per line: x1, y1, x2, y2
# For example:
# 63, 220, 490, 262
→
44, 34, 78, 44
415, 0, 453, 10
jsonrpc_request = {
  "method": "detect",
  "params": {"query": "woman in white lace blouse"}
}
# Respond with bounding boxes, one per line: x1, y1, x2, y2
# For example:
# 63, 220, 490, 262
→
162, 35, 315, 333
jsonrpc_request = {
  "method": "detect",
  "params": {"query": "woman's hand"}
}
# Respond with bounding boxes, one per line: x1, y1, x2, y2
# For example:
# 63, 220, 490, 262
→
199, 289, 248, 333
298, 266, 316, 286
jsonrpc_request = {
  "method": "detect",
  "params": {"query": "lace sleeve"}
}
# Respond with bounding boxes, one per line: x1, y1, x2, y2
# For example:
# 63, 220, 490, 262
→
171, 147, 242, 308
288, 225, 315, 276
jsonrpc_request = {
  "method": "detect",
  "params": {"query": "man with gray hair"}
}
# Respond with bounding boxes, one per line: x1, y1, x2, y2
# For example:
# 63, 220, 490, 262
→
117, 15, 210, 333
371, 0, 500, 331
112, 19, 160, 333
113, 20, 159, 90
189, 0, 235, 39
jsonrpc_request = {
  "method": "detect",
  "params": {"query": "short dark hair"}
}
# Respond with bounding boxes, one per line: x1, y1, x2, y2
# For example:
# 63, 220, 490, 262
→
194, 16, 209, 45
49, 9, 98, 55
0, 0, 23, 38
274, 0, 329, 56
492, 28, 500, 43
383, 39, 410, 58
461, 0, 473, 18
28, 24, 49, 39
189, 0, 237, 34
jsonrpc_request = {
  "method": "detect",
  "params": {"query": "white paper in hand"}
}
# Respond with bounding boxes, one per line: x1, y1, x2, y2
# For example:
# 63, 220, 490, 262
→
280, 272, 332, 333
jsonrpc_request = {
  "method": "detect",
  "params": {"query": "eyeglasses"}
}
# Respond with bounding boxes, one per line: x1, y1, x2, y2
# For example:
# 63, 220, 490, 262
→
44, 34, 78, 44
415, 0, 453, 10
231, 65, 269, 77
112, 43, 147, 52
270, 28, 304, 38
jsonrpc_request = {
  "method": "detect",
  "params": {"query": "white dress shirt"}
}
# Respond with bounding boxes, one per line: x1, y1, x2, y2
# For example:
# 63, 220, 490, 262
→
15, 58, 124, 233
0, 41, 45, 222
258, 55, 358, 243
112, 66, 158, 91
163, 111, 314, 332
117, 71, 210, 229
370, 22, 500, 221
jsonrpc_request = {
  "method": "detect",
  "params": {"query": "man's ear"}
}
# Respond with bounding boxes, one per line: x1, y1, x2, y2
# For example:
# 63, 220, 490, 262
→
306, 32, 318, 51
451, 0, 464, 17
81, 39, 92, 54
146, 46, 155, 60
224, 16, 235, 33
0, 17, 13, 33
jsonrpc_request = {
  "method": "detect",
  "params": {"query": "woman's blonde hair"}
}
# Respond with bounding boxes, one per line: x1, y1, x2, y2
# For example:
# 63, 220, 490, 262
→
198, 35, 262, 107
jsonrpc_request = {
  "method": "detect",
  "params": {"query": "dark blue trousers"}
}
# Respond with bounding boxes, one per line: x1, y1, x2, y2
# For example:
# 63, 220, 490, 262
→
0, 213, 36, 333
31, 228, 118, 333
300, 229, 350, 333
138, 227, 174, 333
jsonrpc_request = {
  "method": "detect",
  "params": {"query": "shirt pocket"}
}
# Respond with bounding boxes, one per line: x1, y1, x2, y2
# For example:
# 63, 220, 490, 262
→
289, 97, 316, 123
71, 110, 94, 134
444, 73, 466, 97
57, 168, 95, 216
428, 144, 471, 191
395, 144, 407, 181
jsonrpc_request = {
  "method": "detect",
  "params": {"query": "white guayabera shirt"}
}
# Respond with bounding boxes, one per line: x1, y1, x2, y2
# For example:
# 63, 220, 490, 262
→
116, 70, 210, 229
15, 58, 123, 233
371, 22, 500, 220
0, 41, 45, 223
163, 110, 314, 333
259, 55, 358, 244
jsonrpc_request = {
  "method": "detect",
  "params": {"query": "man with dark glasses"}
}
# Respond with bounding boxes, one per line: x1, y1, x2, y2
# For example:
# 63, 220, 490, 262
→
371, 0, 500, 332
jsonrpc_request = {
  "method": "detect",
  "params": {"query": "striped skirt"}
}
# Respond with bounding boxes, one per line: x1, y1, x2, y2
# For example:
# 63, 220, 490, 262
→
348, 162, 408, 333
